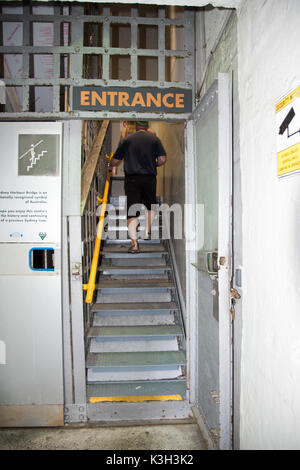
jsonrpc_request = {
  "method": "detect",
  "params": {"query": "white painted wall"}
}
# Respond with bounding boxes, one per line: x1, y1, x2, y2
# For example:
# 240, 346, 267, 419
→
237, 0, 300, 450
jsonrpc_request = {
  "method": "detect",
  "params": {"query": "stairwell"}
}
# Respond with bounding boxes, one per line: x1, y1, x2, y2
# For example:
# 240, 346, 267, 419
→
85, 177, 187, 405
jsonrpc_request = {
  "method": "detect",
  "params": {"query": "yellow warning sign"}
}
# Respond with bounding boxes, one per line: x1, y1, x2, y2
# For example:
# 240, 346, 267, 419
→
276, 86, 300, 177
276, 86, 300, 113
277, 142, 300, 176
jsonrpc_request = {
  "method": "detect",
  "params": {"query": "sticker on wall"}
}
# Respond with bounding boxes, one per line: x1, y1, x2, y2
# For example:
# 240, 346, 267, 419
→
9, 232, 23, 240
39, 232, 47, 240
18, 134, 60, 176
276, 86, 300, 177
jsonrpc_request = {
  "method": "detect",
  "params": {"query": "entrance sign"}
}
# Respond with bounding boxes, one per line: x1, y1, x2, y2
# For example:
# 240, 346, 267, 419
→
276, 86, 300, 177
73, 87, 193, 114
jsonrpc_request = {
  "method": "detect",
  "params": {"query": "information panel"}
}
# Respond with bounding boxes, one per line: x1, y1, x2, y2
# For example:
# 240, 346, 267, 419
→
0, 125, 62, 243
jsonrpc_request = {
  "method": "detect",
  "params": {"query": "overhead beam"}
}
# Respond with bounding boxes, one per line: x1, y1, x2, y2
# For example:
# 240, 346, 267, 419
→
2, 0, 243, 8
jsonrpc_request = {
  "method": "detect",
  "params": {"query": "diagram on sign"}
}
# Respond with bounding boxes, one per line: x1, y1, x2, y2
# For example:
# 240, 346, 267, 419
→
19, 140, 48, 173
18, 134, 60, 176
278, 107, 300, 139
276, 87, 300, 177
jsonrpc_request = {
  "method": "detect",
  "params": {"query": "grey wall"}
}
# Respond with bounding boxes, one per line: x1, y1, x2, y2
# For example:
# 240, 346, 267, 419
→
151, 121, 186, 309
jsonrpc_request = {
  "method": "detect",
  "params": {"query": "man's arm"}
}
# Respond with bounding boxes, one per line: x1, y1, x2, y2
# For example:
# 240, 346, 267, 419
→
109, 157, 122, 168
108, 138, 125, 171
156, 155, 167, 167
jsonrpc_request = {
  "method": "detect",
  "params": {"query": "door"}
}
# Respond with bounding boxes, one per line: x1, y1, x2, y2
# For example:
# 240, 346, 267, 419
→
192, 73, 232, 449
0, 122, 64, 426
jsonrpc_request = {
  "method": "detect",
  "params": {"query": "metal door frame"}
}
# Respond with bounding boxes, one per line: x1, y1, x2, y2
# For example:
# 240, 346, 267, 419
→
61, 120, 87, 423
186, 72, 233, 449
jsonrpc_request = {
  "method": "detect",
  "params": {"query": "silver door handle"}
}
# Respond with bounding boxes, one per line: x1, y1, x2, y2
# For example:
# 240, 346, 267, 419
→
195, 250, 218, 275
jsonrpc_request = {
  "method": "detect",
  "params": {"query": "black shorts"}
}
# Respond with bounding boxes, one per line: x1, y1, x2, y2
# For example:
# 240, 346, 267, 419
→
124, 174, 157, 218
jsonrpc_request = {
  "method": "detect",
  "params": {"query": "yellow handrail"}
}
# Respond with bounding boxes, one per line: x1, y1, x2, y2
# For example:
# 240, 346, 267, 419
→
82, 152, 113, 303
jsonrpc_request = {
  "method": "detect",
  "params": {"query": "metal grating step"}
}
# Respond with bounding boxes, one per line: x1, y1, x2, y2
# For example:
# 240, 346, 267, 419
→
102, 244, 166, 253
99, 265, 171, 274
101, 251, 167, 260
101, 252, 167, 260
89, 337, 179, 353
96, 292, 172, 303
87, 325, 183, 339
91, 302, 178, 315
92, 313, 176, 327
87, 367, 183, 382
105, 225, 161, 231
87, 379, 186, 400
86, 350, 186, 369
95, 279, 174, 290
101, 257, 167, 268
99, 274, 169, 281
105, 238, 161, 244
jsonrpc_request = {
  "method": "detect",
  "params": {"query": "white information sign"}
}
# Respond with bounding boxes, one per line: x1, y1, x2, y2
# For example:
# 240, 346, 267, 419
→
0, 124, 62, 243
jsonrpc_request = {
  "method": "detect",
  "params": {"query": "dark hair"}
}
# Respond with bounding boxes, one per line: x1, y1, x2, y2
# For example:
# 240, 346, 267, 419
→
136, 120, 149, 129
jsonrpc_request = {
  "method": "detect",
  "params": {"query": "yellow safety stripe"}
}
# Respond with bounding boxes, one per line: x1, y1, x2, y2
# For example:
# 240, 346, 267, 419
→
89, 395, 182, 403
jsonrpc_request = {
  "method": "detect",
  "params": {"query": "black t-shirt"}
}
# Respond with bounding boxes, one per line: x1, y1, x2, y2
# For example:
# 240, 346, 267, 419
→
113, 131, 166, 176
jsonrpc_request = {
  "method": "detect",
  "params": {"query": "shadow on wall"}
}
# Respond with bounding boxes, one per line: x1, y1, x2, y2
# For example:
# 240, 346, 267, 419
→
150, 121, 186, 306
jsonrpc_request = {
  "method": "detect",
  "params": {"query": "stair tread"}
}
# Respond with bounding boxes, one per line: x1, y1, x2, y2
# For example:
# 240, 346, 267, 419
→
102, 253, 167, 258
102, 244, 166, 253
86, 350, 186, 368
87, 380, 186, 399
105, 239, 161, 243
100, 265, 171, 271
91, 302, 178, 311
87, 325, 183, 338
96, 279, 174, 288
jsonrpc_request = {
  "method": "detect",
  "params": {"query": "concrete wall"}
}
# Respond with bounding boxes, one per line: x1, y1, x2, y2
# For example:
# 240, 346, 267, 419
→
150, 122, 186, 309
236, 0, 300, 450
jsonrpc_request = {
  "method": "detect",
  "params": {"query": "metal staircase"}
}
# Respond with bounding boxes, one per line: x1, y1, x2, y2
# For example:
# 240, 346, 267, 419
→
85, 181, 187, 404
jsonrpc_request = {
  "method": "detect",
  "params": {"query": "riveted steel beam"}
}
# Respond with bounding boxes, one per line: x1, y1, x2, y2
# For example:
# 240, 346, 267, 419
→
0, 3, 195, 119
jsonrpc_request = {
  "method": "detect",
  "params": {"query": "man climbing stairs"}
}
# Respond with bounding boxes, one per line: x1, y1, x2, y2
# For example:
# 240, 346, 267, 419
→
85, 188, 187, 404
